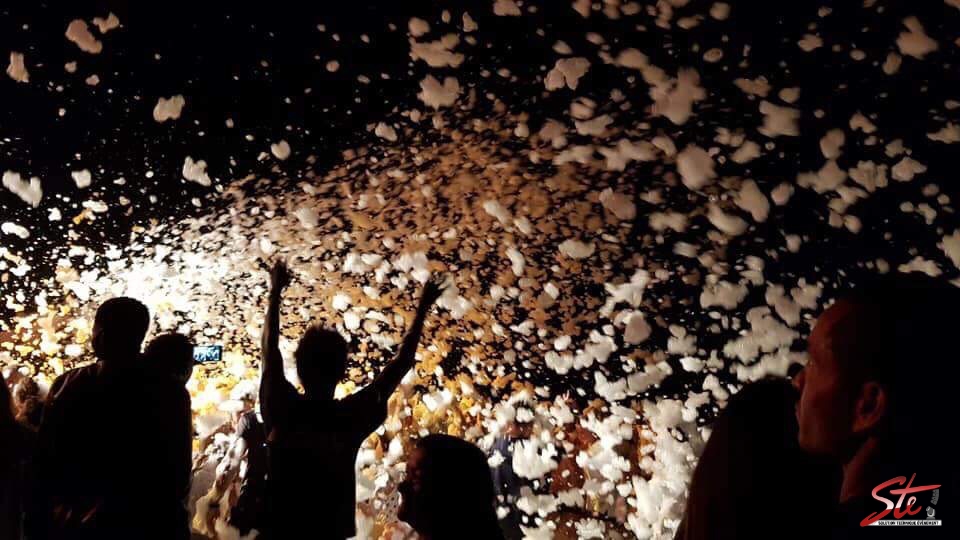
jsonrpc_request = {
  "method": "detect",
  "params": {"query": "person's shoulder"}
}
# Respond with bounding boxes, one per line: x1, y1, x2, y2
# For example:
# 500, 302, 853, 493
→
48, 363, 99, 399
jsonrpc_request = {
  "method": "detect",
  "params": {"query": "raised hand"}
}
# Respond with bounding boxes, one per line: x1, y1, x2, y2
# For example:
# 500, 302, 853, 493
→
417, 273, 448, 313
270, 260, 291, 291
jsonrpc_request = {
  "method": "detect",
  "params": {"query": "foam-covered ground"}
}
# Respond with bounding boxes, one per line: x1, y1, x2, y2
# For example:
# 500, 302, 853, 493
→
2, 2, 960, 538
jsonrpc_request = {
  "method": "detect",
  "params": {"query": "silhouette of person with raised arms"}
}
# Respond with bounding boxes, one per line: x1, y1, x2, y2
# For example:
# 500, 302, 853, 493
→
32, 298, 192, 540
398, 434, 505, 540
259, 261, 446, 539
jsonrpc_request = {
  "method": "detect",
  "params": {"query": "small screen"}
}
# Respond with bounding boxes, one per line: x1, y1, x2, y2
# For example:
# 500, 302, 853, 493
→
193, 345, 223, 363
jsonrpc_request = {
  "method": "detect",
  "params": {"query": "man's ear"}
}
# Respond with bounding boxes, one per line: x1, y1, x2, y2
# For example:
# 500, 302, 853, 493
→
851, 381, 888, 435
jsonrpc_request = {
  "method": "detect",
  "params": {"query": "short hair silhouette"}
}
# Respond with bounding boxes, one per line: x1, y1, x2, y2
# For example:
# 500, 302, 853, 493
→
294, 326, 347, 396
144, 332, 194, 384
92, 297, 150, 363
677, 379, 838, 540
399, 434, 504, 540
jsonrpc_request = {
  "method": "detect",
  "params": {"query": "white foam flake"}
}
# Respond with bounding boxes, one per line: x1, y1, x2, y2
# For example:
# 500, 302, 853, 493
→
896, 16, 939, 59
409, 34, 465, 68
374, 122, 398, 142
417, 75, 461, 109
545, 57, 591, 91
574, 114, 612, 136
494, 0, 522, 17
898, 256, 942, 277
65, 19, 103, 54
849, 160, 889, 192
731, 140, 761, 163
797, 160, 847, 194
700, 279, 748, 309
6, 52, 29, 83
938, 230, 960, 270
710, 2, 731, 20
92, 13, 121, 33
506, 246, 525, 276
270, 140, 292, 160
575, 518, 606, 539
819, 129, 845, 159
599, 189, 636, 221
758, 101, 800, 137
512, 439, 558, 479
883, 52, 902, 75
650, 69, 706, 125
558, 239, 595, 259
676, 145, 716, 190
735, 180, 770, 222
2, 222, 30, 239
623, 311, 652, 344
3, 171, 43, 207
770, 183, 794, 206
462, 12, 478, 32
407, 17, 430, 37
706, 204, 748, 236
71, 169, 93, 189
153, 95, 186, 123
182, 157, 212, 187
849, 112, 877, 134
798, 34, 823, 52
928, 123, 960, 144
293, 207, 319, 229
734, 76, 771, 97
891, 157, 927, 182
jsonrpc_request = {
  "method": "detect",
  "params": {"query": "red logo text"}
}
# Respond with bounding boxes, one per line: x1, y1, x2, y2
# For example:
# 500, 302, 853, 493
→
861, 473, 941, 527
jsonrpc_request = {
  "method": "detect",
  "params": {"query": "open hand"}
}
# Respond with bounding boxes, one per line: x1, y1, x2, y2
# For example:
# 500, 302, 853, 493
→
270, 261, 291, 290
417, 273, 448, 312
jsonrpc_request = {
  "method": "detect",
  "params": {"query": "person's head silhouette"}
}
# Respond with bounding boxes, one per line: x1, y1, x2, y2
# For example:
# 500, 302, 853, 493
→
677, 378, 838, 540
294, 326, 348, 398
398, 434, 504, 540
92, 297, 151, 366
793, 272, 959, 503
144, 332, 194, 385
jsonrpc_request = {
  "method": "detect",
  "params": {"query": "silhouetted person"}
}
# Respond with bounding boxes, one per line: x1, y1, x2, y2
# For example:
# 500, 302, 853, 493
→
12, 376, 44, 431
32, 298, 192, 540
675, 378, 839, 540
144, 332, 195, 386
398, 434, 505, 540
259, 261, 446, 539
2, 371, 35, 540
229, 410, 269, 536
490, 407, 534, 540
793, 273, 959, 538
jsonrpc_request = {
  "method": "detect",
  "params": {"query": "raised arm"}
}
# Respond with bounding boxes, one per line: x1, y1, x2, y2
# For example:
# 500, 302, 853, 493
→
259, 261, 296, 430
370, 274, 447, 400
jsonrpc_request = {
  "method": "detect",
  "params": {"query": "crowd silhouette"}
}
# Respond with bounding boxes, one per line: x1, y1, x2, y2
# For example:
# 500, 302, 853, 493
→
1, 267, 956, 539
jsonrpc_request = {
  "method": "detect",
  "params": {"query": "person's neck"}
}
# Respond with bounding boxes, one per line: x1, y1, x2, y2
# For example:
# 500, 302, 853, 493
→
840, 436, 891, 504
